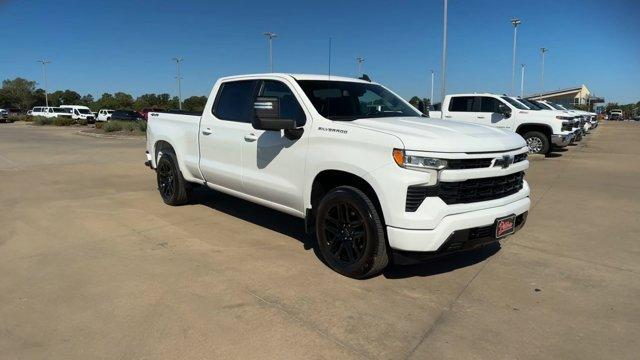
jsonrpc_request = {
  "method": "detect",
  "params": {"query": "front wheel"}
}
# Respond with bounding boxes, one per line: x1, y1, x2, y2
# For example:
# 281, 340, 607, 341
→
315, 186, 389, 279
523, 131, 550, 154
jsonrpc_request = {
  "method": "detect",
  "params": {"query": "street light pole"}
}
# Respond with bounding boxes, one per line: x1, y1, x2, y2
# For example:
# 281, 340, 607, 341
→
263, 32, 277, 72
440, 0, 448, 118
520, 64, 525, 98
172, 57, 183, 110
37, 59, 51, 107
510, 18, 522, 95
355, 57, 364, 76
540, 47, 548, 93
430, 69, 435, 105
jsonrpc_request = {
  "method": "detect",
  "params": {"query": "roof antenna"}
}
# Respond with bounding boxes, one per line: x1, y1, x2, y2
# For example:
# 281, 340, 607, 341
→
328, 37, 332, 80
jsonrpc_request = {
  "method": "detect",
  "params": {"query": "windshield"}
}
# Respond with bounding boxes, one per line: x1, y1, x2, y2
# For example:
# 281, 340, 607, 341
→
529, 100, 552, 110
501, 96, 528, 110
516, 98, 542, 110
546, 102, 565, 110
296, 80, 421, 120
78, 109, 91, 114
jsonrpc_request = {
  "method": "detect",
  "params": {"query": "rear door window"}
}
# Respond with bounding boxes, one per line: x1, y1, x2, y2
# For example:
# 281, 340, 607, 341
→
449, 96, 476, 112
213, 80, 258, 122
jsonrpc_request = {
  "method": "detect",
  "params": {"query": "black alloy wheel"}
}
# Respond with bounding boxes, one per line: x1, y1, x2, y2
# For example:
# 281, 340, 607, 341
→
323, 200, 368, 265
155, 150, 191, 205
316, 186, 389, 278
156, 158, 176, 202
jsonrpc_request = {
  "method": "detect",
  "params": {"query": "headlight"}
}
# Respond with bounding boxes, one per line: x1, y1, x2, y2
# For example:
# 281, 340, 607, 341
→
556, 116, 573, 120
393, 149, 447, 171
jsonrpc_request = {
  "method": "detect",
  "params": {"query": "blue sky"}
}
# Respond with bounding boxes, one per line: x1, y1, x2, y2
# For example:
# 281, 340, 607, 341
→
1, 0, 638, 103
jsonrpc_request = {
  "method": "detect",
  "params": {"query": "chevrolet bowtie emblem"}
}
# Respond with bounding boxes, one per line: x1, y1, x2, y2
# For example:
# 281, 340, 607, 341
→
493, 155, 514, 169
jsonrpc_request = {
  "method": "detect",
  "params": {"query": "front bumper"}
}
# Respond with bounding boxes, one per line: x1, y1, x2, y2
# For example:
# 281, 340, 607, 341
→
386, 196, 530, 252
552, 132, 574, 147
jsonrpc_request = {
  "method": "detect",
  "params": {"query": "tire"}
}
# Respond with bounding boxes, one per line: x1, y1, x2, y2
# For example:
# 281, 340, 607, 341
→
155, 149, 191, 205
523, 131, 550, 154
315, 186, 389, 279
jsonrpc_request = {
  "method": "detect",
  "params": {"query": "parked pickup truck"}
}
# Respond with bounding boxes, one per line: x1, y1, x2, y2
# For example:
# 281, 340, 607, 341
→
509, 98, 584, 141
146, 74, 530, 278
430, 93, 575, 154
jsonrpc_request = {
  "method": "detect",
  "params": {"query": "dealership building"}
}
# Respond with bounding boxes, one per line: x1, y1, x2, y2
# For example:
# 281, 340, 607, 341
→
527, 85, 604, 111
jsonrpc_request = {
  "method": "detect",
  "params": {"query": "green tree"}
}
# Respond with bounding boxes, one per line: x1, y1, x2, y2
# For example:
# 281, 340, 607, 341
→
80, 94, 95, 108
32, 89, 46, 107
96, 93, 116, 109
0, 77, 37, 110
48, 90, 81, 106
604, 102, 620, 113
113, 92, 134, 109
168, 96, 180, 110
183, 96, 207, 112
133, 93, 160, 110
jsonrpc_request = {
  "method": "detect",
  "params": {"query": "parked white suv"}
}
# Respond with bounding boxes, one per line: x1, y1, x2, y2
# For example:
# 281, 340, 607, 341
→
145, 74, 530, 278
432, 94, 575, 154
97, 109, 114, 122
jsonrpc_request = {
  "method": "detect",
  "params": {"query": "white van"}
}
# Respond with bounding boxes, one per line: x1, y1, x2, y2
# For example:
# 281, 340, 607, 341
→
60, 105, 96, 123
30, 106, 73, 118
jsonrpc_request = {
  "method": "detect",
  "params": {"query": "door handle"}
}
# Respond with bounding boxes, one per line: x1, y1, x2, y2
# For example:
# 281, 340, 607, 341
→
477, 116, 485, 119
445, 115, 452, 118
244, 133, 258, 142
201, 128, 212, 135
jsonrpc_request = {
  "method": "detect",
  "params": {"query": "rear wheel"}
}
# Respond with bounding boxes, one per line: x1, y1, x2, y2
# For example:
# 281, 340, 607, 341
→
523, 131, 550, 154
316, 186, 389, 279
156, 150, 191, 205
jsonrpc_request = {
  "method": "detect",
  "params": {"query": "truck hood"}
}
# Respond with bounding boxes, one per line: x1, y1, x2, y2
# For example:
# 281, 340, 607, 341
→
349, 117, 526, 153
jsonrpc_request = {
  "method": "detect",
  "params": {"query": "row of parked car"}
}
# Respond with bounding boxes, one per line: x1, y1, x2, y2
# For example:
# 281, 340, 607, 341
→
26, 106, 165, 123
428, 94, 598, 155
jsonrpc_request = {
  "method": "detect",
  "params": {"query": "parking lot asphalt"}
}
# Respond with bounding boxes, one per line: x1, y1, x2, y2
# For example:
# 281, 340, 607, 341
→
1, 122, 639, 359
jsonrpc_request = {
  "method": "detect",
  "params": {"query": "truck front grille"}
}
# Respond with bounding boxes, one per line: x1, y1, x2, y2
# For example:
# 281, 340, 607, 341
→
405, 171, 525, 210
446, 153, 527, 170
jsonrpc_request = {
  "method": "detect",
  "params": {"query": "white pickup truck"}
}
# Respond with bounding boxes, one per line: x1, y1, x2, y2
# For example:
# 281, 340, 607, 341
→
430, 93, 575, 154
146, 74, 530, 278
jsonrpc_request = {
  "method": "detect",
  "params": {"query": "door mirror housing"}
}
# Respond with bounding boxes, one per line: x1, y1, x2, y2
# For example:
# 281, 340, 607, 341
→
252, 97, 296, 130
497, 103, 512, 118
417, 100, 426, 114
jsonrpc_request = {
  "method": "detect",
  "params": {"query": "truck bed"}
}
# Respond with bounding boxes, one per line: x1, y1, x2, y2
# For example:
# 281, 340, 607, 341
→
147, 111, 202, 181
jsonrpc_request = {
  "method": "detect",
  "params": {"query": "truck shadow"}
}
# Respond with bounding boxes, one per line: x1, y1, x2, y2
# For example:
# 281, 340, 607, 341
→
383, 244, 500, 279
192, 187, 501, 280
192, 187, 315, 248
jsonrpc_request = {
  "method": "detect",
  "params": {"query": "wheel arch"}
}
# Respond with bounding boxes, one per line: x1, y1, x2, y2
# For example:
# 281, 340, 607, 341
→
515, 123, 553, 140
154, 140, 174, 159
307, 169, 385, 232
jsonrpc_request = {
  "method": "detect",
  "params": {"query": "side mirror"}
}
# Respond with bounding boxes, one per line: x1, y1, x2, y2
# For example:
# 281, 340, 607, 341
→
417, 100, 425, 114
252, 97, 296, 131
497, 104, 512, 118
